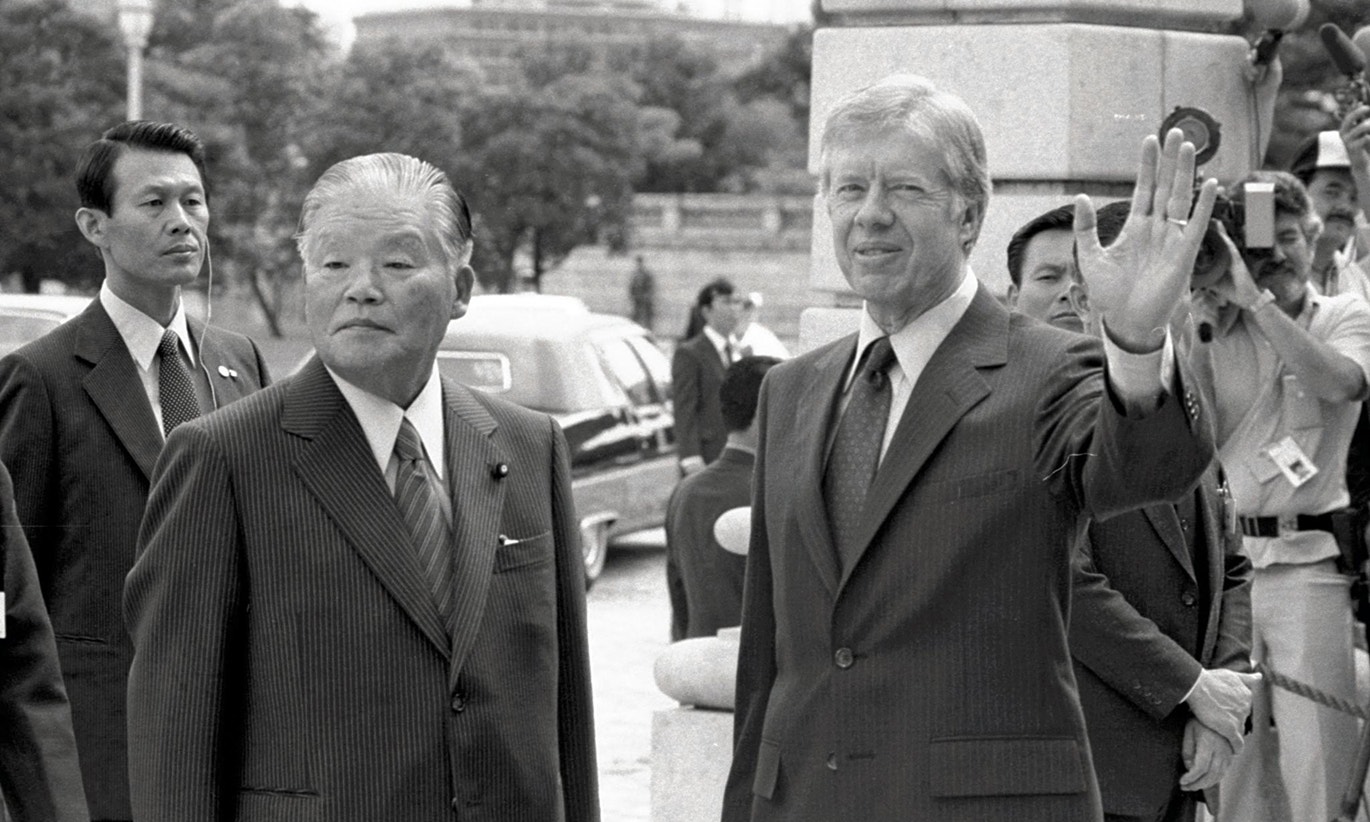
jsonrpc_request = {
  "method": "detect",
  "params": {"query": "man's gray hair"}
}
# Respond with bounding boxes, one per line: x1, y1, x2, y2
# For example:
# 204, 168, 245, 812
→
819, 74, 992, 220
295, 152, 473, 267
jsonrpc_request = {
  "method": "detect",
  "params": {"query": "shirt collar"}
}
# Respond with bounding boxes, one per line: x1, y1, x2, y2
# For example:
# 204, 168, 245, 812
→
326, 364, 446, 480
845, 267, 978, 391
100, 281, 195, 370
702, 324, 733, 360
1215, 283, 1322, 335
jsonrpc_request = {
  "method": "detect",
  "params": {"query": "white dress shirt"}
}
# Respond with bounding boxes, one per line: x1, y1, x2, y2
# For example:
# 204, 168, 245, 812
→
327, 365, 451, 523
842, 267, 1172, 462
100, 282, 196, 438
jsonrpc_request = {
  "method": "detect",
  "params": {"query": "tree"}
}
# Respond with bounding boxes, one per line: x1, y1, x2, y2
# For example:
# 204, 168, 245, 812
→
458, 73, 643, 292
0, 0, 125, 292
1262, 2, 1370, 168
151, 0, 332, 336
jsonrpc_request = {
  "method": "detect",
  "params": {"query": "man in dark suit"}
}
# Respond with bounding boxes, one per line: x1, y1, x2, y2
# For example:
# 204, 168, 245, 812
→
1009, 201, 1256, 822
666, 355, 778, 640
124, 153, 598, 821
0, 121, 269, 822
673, 277, 743, 475
724, 75, 1227, 822
1, 461, 88, 822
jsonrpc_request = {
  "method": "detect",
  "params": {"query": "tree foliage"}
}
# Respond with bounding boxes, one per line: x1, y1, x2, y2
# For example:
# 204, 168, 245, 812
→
0, 0, 124, 291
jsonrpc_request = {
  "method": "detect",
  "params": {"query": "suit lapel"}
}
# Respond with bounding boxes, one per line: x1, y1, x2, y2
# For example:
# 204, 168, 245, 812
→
75, 302, 162, 481
440, 380, 506, 682
1143, 503, 1196, 581
189, 320, 255, 407
286, 359, 451, 658
793, 338, 854, 598
839, 290, 1002, 590
1196, 468, 1226, 661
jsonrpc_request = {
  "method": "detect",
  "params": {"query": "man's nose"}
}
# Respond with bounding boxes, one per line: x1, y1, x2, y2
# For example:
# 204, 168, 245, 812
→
165, 203, 193, 233
855, 189, 893, 227
343, 264, 385, 303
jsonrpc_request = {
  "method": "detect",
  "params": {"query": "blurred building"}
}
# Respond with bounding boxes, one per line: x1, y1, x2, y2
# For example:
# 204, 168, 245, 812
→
353, 0, 790, 84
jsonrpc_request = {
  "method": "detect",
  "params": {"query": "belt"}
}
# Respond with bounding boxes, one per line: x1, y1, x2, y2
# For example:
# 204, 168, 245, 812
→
1238, 513, 1336, 538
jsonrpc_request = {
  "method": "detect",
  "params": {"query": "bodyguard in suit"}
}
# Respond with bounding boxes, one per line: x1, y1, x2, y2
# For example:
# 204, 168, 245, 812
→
666, 355, 779, 640
1009, 201, 1257, 822
673, 277, 743, 474
1, 461, 88, 822
0, 121, 269, 822
124, 153, 598, 821
724, 75, 1221, 822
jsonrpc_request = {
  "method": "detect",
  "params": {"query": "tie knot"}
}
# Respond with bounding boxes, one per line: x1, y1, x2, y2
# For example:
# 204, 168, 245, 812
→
158, 329, 181, 360
394, 418, 426, 462
861, 337, 896, 385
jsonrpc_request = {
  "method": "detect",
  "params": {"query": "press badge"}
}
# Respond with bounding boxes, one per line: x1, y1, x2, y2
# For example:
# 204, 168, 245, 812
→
1264, 436, 1319, 488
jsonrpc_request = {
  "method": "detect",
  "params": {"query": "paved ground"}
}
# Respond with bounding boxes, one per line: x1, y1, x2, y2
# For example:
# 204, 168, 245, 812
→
587, 528, 678, 822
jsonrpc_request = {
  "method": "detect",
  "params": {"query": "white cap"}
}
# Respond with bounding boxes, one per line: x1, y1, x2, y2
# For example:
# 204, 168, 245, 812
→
1317, 131, 1352, 169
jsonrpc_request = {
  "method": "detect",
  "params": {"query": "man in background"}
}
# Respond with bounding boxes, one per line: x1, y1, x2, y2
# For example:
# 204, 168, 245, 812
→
673, 277, 742, 474
1197, 172, 1370, 822
1009, 201, 1256, 822
0, 120, 269, 822
1289, 129, 1370, 302
1005, 203, 1086, 333
667, 355, 779, 640
629, 254, 656, 331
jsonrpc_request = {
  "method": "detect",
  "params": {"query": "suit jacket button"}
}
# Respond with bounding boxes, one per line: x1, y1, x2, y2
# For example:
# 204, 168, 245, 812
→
1181, 591, 1197, 607
826, 753, 839, 771
451, 694, 466, 712
834, 648, 854, 669
492, 463, 509, 479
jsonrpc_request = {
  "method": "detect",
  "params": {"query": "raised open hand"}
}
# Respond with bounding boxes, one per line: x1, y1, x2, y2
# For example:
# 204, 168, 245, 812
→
1074, 128, 1219, 352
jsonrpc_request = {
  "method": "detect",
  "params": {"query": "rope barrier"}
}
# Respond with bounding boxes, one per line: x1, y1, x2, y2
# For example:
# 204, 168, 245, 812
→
1255, 661, 1370, 720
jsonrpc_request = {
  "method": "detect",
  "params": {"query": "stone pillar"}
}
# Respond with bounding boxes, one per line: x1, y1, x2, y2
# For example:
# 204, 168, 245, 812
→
805, 0, 1252, 310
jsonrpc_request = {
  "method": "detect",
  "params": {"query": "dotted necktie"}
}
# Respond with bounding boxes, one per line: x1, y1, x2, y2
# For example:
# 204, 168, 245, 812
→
822, 337, 896, 573
393, 418, 455, 630
157, 330, 200, 438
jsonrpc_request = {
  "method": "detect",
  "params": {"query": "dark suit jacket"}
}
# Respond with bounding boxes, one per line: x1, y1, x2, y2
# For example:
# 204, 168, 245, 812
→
666, 446, 752, 640
0, 298, 268, 819
672, 333, 729, 465
724, 289, 1214, 822
1070, 463, 1252, 816
123, 358, 599, 822
1, 461, 88, 822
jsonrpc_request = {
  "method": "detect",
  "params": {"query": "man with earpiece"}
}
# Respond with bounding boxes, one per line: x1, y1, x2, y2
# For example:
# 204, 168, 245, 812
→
0, 120, 270, 822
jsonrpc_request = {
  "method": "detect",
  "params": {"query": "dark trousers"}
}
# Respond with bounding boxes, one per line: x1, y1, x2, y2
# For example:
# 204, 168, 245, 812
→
1105, 790, 1197, 822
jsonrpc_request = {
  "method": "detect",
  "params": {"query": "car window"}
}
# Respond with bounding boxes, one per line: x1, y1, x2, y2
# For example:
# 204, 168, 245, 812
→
436, 351, 511, 393
623, 334, 672, 402
594, 337, 655, 407
0, 314, 61, 356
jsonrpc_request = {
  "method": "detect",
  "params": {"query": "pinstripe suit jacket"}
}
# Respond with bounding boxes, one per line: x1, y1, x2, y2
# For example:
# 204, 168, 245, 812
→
0, 298, 268, 820
723, 289, 1214, 822
1, 460, 88, 822
124, 357, 598, 822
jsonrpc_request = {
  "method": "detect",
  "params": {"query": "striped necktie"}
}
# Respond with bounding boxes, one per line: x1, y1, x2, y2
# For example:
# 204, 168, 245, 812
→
393, 418, 455, 628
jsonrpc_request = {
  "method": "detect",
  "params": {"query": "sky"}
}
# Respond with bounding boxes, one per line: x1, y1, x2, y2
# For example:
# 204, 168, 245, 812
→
291, 0, 811, 49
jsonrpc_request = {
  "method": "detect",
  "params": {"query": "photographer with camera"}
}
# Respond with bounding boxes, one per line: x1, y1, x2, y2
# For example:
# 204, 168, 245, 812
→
1193, 171, 1370, 822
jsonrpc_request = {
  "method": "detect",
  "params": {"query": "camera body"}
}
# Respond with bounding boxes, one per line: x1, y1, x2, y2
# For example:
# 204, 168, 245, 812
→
1191, 182, 1277, 289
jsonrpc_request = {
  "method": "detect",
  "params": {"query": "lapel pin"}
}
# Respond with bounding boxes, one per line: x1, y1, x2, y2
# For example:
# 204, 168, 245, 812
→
491, 462, 510, 479
217, 365, 239, 379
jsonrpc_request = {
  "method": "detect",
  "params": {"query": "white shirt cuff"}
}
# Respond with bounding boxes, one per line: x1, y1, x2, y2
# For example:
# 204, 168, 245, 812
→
1102, 327, 1175, 404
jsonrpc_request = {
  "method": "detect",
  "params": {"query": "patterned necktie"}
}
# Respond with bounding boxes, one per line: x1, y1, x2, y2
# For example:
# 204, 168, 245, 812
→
822, 337, 897, 572
157, 330, 200, 437
393, 418, 455, 628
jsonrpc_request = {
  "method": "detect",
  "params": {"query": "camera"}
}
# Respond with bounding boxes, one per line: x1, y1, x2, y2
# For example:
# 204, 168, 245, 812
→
1191, 182, 1276, 290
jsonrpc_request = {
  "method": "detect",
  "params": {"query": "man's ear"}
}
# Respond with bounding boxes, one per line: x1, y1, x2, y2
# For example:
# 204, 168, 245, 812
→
958, 201, 984, 252
450, 264, 476, 320
74, 207, 109, 249
1066, 281, 1090, 318
1006, 282, 1019, 308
